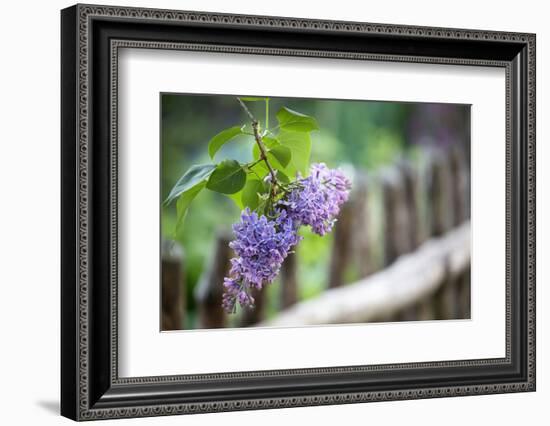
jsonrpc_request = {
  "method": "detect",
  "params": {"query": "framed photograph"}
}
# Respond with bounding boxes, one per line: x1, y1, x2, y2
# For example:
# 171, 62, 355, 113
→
61, 4, 536, 421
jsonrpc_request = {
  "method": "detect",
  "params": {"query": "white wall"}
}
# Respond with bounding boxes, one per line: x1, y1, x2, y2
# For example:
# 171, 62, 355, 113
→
0, 0, 546, 424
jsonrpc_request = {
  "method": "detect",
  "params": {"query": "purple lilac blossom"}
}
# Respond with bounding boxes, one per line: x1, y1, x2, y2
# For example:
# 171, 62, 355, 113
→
222, 208, 300, 313
222, 164, 351, 313
221, 277, 253, 313
280, 163, 352, 236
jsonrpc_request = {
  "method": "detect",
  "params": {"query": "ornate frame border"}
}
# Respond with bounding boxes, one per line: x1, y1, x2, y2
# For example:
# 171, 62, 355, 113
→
61, 3, 536, 421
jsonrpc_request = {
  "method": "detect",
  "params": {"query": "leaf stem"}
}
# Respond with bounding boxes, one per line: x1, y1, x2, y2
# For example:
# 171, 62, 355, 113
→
265, 98, 269, 130
248, 158, 263, 168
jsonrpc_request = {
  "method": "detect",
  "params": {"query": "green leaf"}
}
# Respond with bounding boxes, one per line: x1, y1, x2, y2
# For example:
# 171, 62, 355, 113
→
175, 182, 205, 235
276, 107, 319, 132
275, 170, 290, 184
241, 178, 268, 210
268, 144, 291, 168
249, 163, 269, 181
277, 130, 312, 176
206, 159, 246, 194
226, 191, 244, 209
165, 164, 216, 205
251, 137, 292, 174
239, 97, 269, 102
251, 136, 278, 161
262, 136, 279, 147
208, 126, 244, 159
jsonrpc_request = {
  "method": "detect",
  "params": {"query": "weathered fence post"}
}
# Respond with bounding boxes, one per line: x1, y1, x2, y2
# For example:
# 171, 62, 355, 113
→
450, 146, 469, 225
381, 166, 412, 266
329, 170, 370, 288
281, 252, 298, 308
240, 288, 266, 326
351, 172, 370, 279
458, 265, 471, 319
328, 191, 355, 289
400, 159, 423, 251
428, 151, 453, 237
450, 146, 470, 318
374, 165, 413, 322
428, 150, 456, 320
161, 240, 185, 331
396, 160, 422, 321
194, 231, 232, 329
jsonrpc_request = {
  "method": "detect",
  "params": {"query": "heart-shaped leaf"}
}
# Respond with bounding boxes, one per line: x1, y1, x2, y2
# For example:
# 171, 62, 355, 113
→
251, 137, 278, 160
277, 130, 311, 176
206, 160, 246, 194
275, 170, 290, 184
175, 182, 205, 234
208, 125, 244, 159
276, 107, 319, 132
165, 164, 216, 205
241, 178, 268, 210
268, 144, 291, 168
251, 137, 292, 175
226, 190, 244, 209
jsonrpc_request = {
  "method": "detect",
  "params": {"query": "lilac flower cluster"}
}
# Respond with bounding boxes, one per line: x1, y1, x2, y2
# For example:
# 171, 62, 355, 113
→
222, 163, 351, 313
222, 208, 301, 313
280, 163, 352, 236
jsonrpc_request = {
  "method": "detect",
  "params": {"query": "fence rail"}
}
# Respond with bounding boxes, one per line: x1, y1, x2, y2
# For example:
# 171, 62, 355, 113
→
261, 221, 470, 326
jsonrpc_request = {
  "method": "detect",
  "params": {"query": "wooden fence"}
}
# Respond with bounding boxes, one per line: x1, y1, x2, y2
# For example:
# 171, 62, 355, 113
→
162, 146, 470, 329
262, 222, 470, 326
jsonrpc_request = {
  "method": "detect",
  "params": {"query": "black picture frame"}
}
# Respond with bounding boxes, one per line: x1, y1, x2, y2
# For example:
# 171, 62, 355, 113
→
61, 4, 536, 421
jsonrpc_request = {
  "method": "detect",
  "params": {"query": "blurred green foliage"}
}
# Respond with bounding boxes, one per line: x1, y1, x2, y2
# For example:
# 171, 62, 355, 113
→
161, 94, 468, 324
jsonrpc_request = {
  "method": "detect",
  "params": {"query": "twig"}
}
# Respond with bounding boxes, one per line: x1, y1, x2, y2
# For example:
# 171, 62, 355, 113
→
237, 98, 278, 191
237, 97, 255, 121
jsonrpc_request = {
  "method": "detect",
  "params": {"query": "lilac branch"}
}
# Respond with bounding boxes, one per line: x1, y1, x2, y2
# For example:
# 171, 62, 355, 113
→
237, 98, 278, 192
